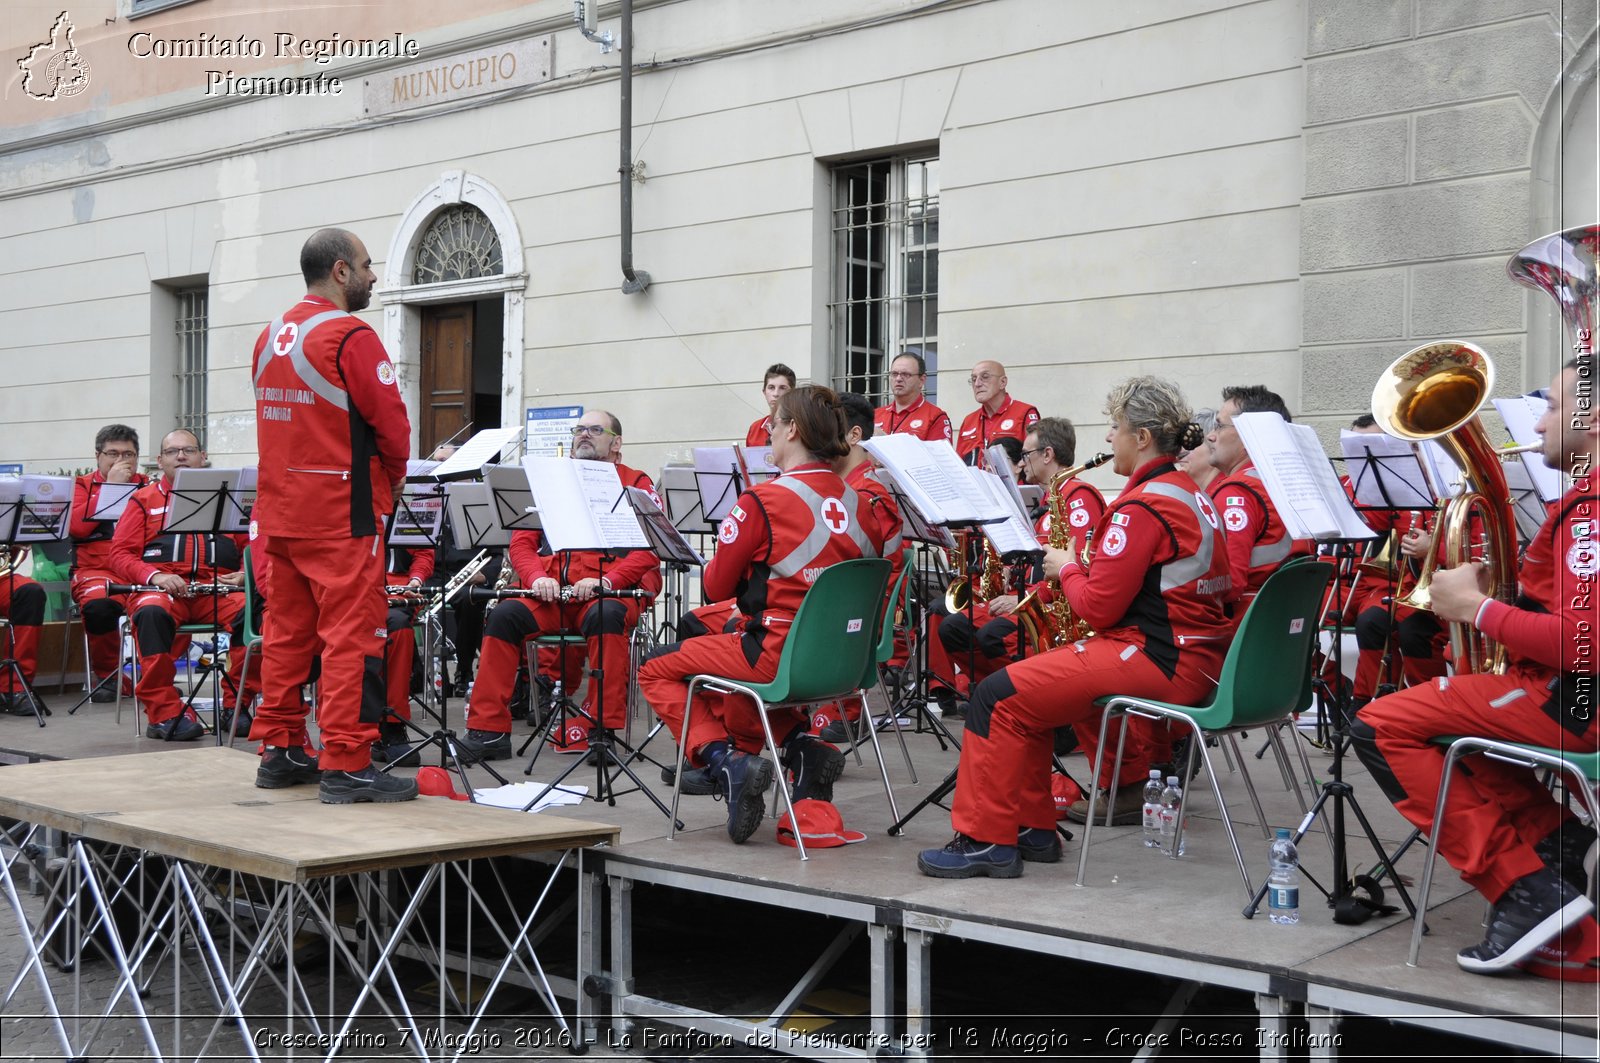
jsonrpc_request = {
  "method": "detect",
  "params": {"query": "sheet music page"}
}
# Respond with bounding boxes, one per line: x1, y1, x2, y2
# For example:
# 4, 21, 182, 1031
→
523, 457, 648, 552
863, 436, 1008, 523
969, 469, 1040, 556
88, 480, 138, 521
985, 444, 1032, 517
432, 427, 523, 479
0, 478, 18, 541
737, 446, 781, 485
1493, 395, 1564, 503
406, 458, 441, 479
1339, 431, 1435, 510
1234, 414, 1373, 541
692, 447, 744, 522
866, 465, 952, 546
17, 476, 72, 541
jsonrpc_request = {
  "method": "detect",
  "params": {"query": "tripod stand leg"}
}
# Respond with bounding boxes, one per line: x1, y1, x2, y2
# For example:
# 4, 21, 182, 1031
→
888, 767, 958, 837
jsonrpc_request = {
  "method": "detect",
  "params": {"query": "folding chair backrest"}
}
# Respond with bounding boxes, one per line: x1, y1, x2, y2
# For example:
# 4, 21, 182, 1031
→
769, 558, 892, 704
238, 547, 262, 645
1192, 560, 1333, 731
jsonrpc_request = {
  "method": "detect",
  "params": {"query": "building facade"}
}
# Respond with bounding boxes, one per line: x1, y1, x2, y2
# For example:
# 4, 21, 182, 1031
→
0, 0, 1594, 486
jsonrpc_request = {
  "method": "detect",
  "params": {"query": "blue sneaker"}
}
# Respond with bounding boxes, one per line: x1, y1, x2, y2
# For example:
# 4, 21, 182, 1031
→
1017, 826, 1063, 863
713, 750, 774, 844
917, 834, 1022, 879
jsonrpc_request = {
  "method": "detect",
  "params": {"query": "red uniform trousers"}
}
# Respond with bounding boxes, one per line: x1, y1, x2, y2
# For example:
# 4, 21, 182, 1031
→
251, 536, 386, 771
384, 603, 420, 722
0, 575, 44, 693
638, 628, 805, 765
70, 569, 131, 682
466, 596, 641, 734
952, 636, 1220, 846
1354, 668, 1588, 901
1352, 591, 1446, 700
128, 589, 248, 725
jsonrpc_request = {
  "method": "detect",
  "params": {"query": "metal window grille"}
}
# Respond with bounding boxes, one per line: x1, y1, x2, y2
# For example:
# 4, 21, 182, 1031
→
828, 156, 939, 408
412, 205, 503, 284
175, 287, 208, 448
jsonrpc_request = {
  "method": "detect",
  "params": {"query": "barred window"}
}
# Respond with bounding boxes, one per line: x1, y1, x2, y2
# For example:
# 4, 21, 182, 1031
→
828, 155, 939, 408
175, 287, 208, 448
412, 205, 503, 284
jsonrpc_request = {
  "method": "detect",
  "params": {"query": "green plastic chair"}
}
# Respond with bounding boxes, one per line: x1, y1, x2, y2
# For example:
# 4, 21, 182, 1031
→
224, 546, 266, 747
838, 563, 919, 781
1409, 737, 1600, 966
1075, 560, 1334, 896
669, 557, 893, 859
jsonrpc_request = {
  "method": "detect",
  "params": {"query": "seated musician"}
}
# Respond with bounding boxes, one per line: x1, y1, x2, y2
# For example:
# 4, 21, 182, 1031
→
110, 429, 255, 741
924, 436, 1025, 717
1206, 385, 1313, 625
372, 541, 434, 766
812, 392, 906, 740
1353, 356, 1599, 972
744, 363, 796, 446
955, 359, 1040, 464
638, 386, 892, 844
918, 376, 1230, 878
0, 546, 45, 716
69, 424, 150, 702
455, 409, 661, 763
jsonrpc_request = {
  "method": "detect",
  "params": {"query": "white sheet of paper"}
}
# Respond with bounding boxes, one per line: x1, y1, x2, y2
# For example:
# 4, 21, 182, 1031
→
523, 457, 649, 552
1493, 395, 1564, 503
14, 476, 72, 542
862, 435, 1008, 525
469, 781, 589, 813
970, 469, 1040, 556
1340, 430, 1436, 510
692, 447, 744, 523
432, 427, 523, 479
1235, 414, 1376, 541
88, 480, 138, 522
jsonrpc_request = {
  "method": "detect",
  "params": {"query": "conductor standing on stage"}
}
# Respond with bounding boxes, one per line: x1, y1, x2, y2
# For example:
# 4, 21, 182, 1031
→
250, 227, 417, 803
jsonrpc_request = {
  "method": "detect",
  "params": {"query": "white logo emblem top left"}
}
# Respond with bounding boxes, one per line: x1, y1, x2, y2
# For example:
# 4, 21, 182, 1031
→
19, 13, 92, 101
273, 323, 299, 357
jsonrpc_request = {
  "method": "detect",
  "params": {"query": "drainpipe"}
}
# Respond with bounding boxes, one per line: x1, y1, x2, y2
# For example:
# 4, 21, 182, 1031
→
619, 0, 650, 294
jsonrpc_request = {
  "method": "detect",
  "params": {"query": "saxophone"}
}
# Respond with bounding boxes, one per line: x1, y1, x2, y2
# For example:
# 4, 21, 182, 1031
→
1014, 454, 1110, 652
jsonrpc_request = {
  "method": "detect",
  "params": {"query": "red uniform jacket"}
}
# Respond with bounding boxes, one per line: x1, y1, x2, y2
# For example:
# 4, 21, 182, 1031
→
71, 470, 149, 570
110, 477, 246, 586
1478, 478, 1599, 687
1059, 459, 1232, 679
252, 295, 411, 539
745, 416, 772, 447
509, 462, 663, 597
708, 462, 887, 634
955, 394, 1041, 462
1208, 461, 1312, 605
873, 396, 952, 443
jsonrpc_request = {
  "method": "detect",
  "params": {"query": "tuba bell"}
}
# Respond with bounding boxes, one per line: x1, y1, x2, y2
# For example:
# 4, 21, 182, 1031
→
1371, 342, 1517, 674
1505, 222, 1598, 359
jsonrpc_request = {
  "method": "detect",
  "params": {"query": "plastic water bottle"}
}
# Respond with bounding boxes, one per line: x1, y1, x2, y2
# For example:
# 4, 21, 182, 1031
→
1269, 828, 1300, 924
1158, 776, 1185, 856
1141, 770, 1164, 849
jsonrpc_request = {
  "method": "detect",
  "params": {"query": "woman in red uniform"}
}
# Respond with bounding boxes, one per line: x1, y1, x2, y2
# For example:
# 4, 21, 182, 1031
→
638, 386, 889, 844
919, 376, 1232, 878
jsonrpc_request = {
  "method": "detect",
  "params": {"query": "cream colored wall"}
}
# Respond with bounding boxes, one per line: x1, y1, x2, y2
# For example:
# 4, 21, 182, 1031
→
0, 0, 1305, 491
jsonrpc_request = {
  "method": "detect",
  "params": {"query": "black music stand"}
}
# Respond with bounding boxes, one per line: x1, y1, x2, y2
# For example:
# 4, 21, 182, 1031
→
66, 479, 141, 713
0, 477, 72, 726
381, 480, 513, 800
1224, 419, 1414, 922
510, 461, 683, 824
156, 468, 253, 736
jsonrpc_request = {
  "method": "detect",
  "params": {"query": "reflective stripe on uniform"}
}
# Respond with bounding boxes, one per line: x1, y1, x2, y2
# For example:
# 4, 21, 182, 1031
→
766, 473, 880, 578
1142, 481, 1217, 592
254, 309, 353, 411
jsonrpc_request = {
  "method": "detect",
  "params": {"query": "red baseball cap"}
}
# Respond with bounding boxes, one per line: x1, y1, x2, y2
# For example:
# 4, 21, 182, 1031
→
776, 799, 866, 848
417, 765, 469, 801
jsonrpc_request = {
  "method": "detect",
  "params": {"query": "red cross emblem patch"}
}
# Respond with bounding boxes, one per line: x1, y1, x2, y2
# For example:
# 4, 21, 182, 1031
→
273, 322, 298, 356
821, 497, 850, 534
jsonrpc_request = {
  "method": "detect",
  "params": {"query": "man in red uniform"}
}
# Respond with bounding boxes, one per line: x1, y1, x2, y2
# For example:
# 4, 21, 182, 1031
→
744, 364, 796, 446
1206, 385, 1313, 625
955, 360, 1040, 464
639, 386, 890, 843
1353, 355, 1600, 972
70, 424, 149, 702
919, 377, 1229, 877
251, 227, 415, 803
874, 351, 952, 442
371, 541, 435, 767
110, 429, 252, 741
455, 409, 662, 763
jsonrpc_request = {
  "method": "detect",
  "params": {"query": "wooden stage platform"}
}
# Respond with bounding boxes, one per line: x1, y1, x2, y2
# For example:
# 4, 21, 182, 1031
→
0, 691, 1596, 1060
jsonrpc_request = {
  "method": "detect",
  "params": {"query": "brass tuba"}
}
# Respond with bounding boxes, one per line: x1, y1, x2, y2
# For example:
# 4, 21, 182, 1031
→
1371, 342, 1517, 674
1505, 222, 1598, 360
1015, 452, 1111, 652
